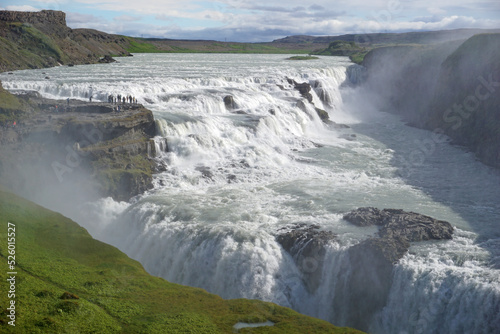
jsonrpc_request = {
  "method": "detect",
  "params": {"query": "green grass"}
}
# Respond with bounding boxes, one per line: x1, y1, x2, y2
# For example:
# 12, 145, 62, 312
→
122, 37, 161, 53
0, 188, 364, 333
0, 83, 31, 124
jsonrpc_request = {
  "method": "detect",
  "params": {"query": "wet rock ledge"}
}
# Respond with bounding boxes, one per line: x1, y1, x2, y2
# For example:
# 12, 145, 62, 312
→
0, 92, 160, 201
275, 207, 454, 332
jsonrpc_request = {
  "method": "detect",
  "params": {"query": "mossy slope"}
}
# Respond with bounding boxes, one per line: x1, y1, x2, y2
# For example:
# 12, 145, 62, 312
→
0, 189, 363, 333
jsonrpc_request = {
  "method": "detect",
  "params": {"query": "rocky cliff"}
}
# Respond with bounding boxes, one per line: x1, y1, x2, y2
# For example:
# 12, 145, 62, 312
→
0, 9, 67, 26
0, 10, 133, 72
361, 34, 500, 169
0, 89, 159, 202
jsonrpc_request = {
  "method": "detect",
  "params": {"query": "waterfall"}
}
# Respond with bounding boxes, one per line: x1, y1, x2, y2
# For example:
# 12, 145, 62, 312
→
2, 54, 499, 333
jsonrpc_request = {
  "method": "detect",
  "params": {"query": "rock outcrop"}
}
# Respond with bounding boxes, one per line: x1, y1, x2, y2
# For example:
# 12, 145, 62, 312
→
339, 207, 454, 331
343, 236, 408, 330
0, 9, 67, 27
223, 95, 236, 110
276, 224, 336, 292
0, 90, 158, 201
344, 207, 454, 242
275, 208, 454, 332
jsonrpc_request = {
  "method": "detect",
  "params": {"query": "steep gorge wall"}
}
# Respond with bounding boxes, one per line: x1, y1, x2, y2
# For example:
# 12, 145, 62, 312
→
361, 34, 500, 169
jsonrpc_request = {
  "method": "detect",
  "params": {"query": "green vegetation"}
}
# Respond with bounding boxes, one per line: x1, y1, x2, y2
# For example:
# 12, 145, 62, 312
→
18, 24, 66, 62
122, 36, 161, 53
312, 40, 370, 64
0, 188, 363, 333
287, 56, 319, 60
0, 82, 31, 124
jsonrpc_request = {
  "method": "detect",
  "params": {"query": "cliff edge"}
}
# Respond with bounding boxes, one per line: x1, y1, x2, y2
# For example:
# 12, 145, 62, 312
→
0, 87, 159, 202
0, 10, 133, 72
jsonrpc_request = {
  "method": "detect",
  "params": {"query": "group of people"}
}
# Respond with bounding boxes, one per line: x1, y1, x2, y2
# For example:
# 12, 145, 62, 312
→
107, 94, 138, 104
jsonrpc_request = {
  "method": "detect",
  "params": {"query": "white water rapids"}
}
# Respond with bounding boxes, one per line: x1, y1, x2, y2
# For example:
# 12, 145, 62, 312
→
1, 54, 499, 333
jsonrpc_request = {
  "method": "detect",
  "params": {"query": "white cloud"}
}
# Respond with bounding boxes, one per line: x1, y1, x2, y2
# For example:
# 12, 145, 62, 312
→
427, 7, 446, 15
113, 15, 141, 22
67, 12, 106, 25
4, 5, 40, 11
6, 0, 499, 42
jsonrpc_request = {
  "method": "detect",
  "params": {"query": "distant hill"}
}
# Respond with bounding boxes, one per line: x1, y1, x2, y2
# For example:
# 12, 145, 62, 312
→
274, 29, 500, 45
3, 10, 498, 72
306, 28, 500, 64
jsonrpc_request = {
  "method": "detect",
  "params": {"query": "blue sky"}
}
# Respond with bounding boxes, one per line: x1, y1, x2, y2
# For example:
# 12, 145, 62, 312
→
1, 0, 499, 42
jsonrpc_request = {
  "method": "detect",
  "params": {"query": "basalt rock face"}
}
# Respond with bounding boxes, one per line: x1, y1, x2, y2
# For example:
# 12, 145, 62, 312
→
276, 224, 337, 293
0, 9, 67, 27
339, 207, 454, 331
0, 92, 158, 202
287, 78, 335, 125
343, 236, 409, 331
275, 208, 454, 332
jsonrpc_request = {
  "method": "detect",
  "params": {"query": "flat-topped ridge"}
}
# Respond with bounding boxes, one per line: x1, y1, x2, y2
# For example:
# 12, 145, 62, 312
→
0, 9, 66, 26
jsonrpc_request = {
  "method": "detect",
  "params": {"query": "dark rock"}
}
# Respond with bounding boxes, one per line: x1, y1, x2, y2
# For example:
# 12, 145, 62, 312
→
223, 95, 236, 109
287, 78, 313, 103
288, 78, 335, 124
276, 224, 336, 292
315, 107, 330, 122
343, 207, 386, 226
338, 207, 454, 330
343, 207, 454, 242
98, 55, 116, 63
344, 236, 409, 331
380, 209, 454, 242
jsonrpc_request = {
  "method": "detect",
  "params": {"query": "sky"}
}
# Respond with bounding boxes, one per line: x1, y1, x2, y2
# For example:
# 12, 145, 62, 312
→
1, 0, 499, 42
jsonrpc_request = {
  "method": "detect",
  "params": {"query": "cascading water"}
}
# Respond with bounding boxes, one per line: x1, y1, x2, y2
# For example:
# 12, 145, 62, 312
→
1, 53, 499, 333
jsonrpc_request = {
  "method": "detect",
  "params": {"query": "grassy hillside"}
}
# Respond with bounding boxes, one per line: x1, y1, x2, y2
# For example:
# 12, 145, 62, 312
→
0, 15, 132, 72
0, 188, 363, 333
142, 38, 317, 54
0, 81, 32, 124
